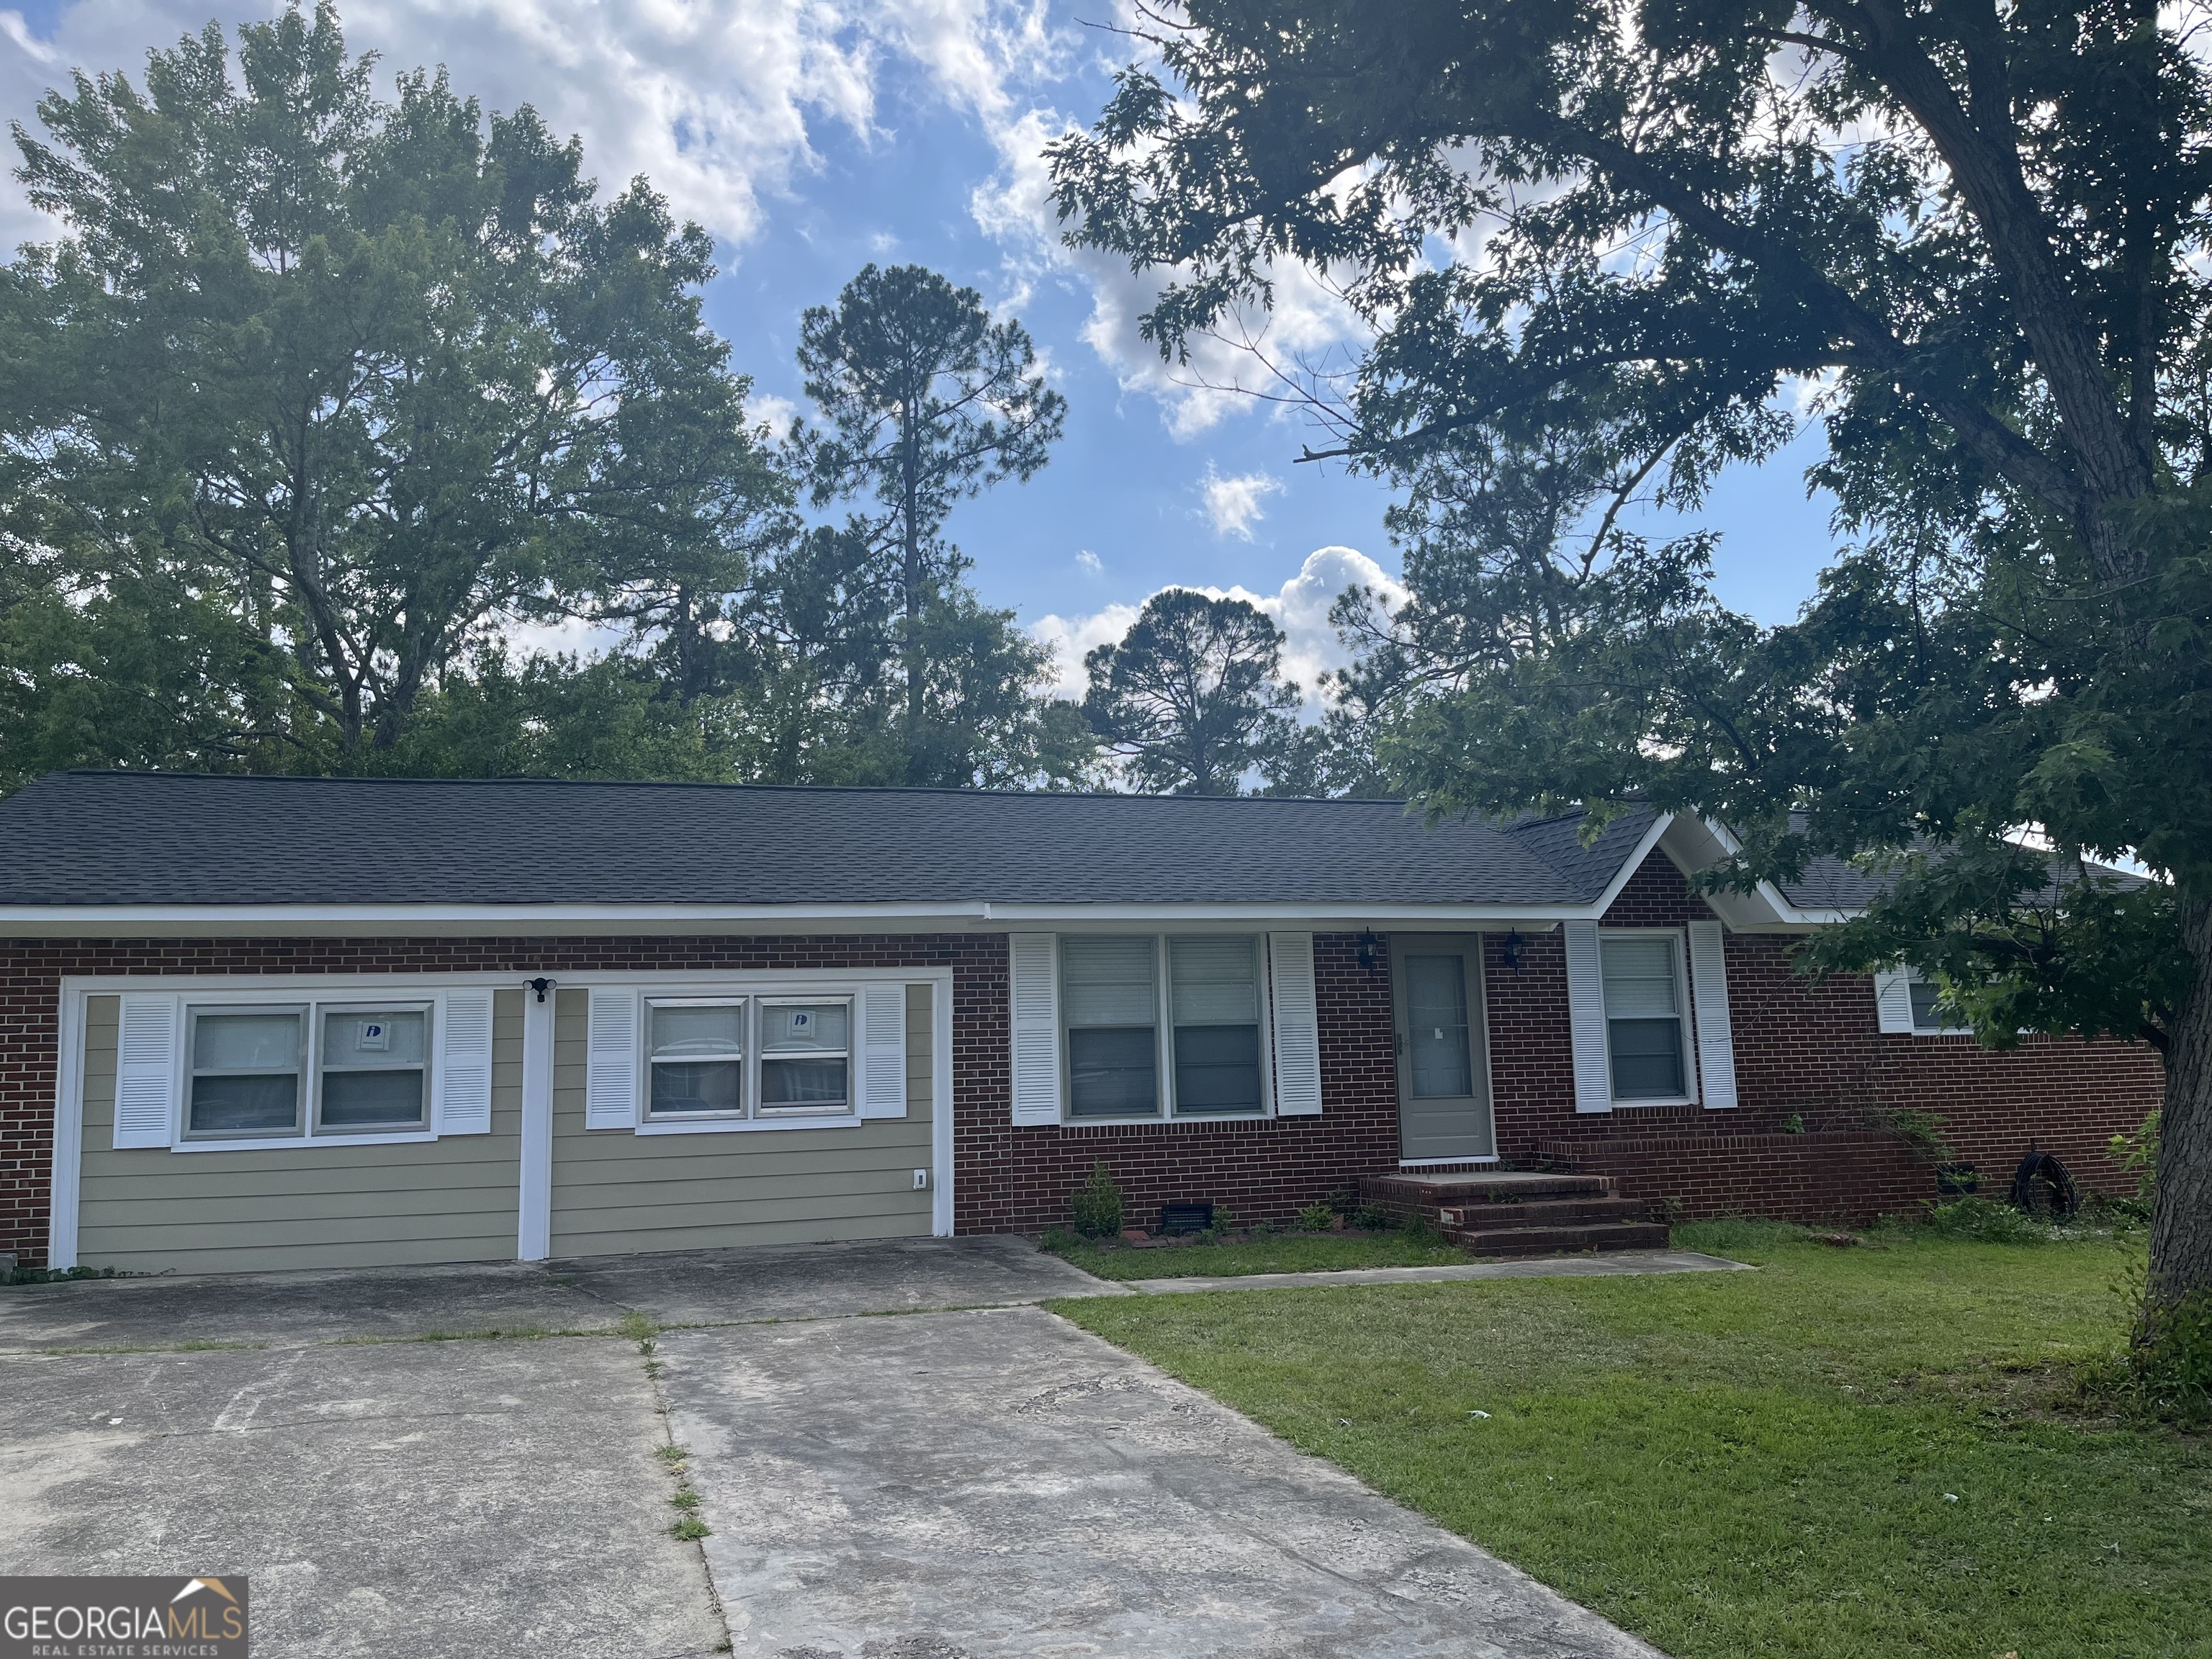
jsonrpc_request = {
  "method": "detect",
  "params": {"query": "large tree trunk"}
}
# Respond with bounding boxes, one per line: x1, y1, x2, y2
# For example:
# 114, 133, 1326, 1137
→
2149, 893, 2212, 1311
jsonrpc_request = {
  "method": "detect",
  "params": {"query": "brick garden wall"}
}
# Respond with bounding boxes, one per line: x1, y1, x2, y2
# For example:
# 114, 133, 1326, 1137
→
1481, 853, 2166, 1223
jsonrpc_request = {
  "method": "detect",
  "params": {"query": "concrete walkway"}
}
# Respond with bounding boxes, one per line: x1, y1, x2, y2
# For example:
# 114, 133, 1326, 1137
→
1120, 1247, 1751, 1295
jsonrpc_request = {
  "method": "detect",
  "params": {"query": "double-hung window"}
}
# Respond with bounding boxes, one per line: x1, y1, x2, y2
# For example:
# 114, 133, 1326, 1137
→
1064, 938, 1160, 1117
1599, 934, 1692, 1103
1907, 977, 1969, 1034
1061, 935, 1267, 1119
647, 999, 746, 1118
1169, 937, 1264, 1114
184, 1000, 431, 1140
760, 999, 852, 1113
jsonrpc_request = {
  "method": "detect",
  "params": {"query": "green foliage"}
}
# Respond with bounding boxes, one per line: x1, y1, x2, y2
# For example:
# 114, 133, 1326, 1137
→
1924, 1197, 2050, 1245
1297, 1202, 1336, 1233
1070, 1161, 1125, 1240
1351, 1200, 1397, 1231
1082, 589, 1300, 794
1874, 1107, 1957, 1168
0, 2, 786, 774
1052, 0, 2212, 1305
2130, 1287, 2212, 1424
791, 263, 1076, 785
2110, 1110, 2162, 1221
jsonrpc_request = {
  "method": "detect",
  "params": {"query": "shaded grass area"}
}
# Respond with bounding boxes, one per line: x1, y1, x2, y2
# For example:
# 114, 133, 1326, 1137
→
1044, 1230, 1472, 1281
1058, 1219, 2211, 1659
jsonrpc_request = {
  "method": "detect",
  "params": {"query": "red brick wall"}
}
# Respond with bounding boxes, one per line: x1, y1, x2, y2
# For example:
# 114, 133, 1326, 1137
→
1480, 853, 2167, 1223
958, 932, 1402, 1235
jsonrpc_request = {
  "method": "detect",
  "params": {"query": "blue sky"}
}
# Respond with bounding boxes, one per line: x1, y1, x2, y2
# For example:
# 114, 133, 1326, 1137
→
0, 0, 1840, 697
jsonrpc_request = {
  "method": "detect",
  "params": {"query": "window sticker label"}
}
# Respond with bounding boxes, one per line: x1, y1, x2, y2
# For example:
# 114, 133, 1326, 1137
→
356, 1020, 390, 1051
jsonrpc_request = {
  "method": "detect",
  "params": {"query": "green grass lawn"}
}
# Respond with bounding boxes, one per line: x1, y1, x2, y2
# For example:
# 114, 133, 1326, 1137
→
1056, 1218, 2211, 1659
1044, 1229, 1472, 1280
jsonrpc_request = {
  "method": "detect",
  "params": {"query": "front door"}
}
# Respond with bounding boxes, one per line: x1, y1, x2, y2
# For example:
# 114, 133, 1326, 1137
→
1392, 938, 1496, 1163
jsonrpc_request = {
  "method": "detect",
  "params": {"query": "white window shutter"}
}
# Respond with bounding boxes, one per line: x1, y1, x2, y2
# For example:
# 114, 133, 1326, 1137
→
435, 989, 495, 1135
1008, 933, 1061, 1125
112, 994, 181, 1149
1565, 920, 1613, 1113
585, 987, 641, 1130
1686, 921, 1738, 1110
1873, 968, 1916, 1034
860, 982, 907, 1118
1267, 932, 1323, 1117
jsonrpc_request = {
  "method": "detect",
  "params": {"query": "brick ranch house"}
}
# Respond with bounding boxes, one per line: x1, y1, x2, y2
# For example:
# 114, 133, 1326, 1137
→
0, 770, 2164, 1275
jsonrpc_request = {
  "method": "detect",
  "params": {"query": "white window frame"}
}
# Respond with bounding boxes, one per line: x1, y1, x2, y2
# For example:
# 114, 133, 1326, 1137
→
622, 982, 867, 1137
1058, 932, 1274, 1125
642, 996, 750, 1123
755, 993, 856, 1119
173, 989, 444, 1151
312, 999, 436, 1137
1597, 927, 1700, 1108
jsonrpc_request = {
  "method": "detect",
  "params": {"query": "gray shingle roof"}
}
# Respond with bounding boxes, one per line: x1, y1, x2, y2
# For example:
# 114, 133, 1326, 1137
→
0, 772, 1662, 911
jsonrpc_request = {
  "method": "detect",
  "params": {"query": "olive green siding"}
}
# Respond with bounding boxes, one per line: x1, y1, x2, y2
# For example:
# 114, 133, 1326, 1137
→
76, 990, 525, 1274
547, 982, 936, 1258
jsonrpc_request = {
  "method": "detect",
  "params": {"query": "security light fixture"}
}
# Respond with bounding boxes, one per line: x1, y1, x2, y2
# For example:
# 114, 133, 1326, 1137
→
1357, 930, 1381, 972
1501, 930, 1524, 971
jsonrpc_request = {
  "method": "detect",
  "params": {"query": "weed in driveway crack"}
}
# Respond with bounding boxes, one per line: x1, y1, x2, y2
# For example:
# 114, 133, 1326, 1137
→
627, 1315, 709, 1542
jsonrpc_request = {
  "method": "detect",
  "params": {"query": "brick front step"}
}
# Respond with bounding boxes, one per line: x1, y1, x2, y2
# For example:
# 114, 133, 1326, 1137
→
1438, 1196, 1653, 1230
1444, 1220, 1673, 1257
1362, 1172, 1617, 1215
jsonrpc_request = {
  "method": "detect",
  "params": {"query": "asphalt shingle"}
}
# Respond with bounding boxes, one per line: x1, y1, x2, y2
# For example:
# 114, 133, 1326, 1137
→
0, 772, 1653, 910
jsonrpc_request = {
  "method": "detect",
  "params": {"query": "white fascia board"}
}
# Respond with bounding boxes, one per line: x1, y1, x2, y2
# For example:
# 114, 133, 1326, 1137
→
1658, 814, 1865, 931
1, 902, 1593, 938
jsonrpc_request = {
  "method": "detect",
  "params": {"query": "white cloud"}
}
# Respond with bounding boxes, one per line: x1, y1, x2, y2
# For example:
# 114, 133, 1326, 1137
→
1029, 544, 1406, 708
1074, 548, 1102, 574
746, 391, 801, 439
1198, 464, 1282, 540
966, 87, 1373, 440
0, 0, 1055, 256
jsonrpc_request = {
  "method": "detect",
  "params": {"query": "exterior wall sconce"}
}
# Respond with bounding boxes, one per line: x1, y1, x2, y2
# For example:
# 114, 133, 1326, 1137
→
1357, 930, 1381, 973
526, 976, 557, 1004
1501, 930, 1524, 971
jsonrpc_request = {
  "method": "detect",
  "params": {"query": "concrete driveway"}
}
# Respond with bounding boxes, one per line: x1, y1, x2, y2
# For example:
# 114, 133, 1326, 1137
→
1, 1238, 1660, 1659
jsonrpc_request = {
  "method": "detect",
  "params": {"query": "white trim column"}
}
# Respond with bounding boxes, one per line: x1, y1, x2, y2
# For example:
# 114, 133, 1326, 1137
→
517, 981, 556, 1262
932, 975, 956, 1237
47, 988, 85, 1270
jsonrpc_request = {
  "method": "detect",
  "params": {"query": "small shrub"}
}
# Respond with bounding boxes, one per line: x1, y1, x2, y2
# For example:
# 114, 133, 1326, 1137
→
1071, 1161, 1125, 1240
1925, 1195, 2047, 1244
1401, 1212, 1443, 1246
2108, 1109, 2160, 1222
2130, 1285, 2212, 1424
1352, 1200, 1397, 1231
1298, 1202, 1336, 1233
1780, 1112, 1804, 1134
1039, 1224, 1081, 1256
1875, 1107, 1956, 1166
1326, 1187, 1361, 1217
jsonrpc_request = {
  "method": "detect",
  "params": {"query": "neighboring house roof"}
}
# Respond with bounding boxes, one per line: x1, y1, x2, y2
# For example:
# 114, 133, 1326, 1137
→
0, 771, 1668, 924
